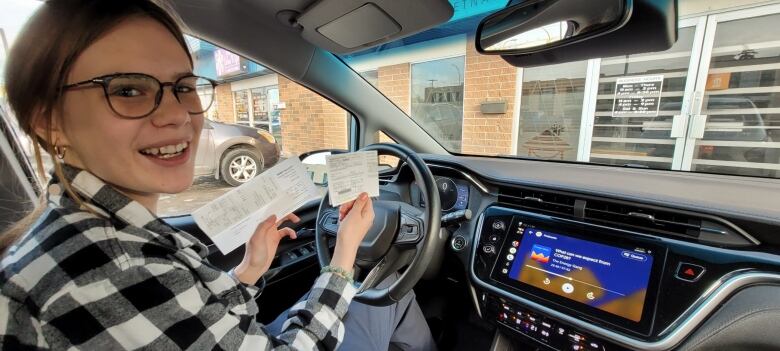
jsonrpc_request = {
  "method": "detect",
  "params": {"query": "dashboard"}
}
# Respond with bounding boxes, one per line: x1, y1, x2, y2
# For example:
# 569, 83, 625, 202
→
385, 156, 780, 351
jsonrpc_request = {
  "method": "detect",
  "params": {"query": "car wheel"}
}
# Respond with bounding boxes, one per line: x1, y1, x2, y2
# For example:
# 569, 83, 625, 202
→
220, 148, 264, 187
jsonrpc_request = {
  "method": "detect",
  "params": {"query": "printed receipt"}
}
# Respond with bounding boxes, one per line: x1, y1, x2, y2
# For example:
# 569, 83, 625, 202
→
326, 150, 379, 206
192, 157, 320, 254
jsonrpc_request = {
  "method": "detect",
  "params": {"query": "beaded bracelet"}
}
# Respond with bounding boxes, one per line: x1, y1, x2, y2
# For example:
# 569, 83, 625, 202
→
321, 265, 355, 284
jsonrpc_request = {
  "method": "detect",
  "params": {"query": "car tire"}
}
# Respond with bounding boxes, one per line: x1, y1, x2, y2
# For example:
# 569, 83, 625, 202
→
220, 148, 264, 187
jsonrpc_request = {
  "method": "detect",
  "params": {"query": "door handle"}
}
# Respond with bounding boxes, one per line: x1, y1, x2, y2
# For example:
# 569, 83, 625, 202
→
689, 114, 708, 139
671, 114, 687, 138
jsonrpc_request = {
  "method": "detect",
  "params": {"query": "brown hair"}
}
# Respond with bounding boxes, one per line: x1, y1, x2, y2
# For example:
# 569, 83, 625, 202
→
1, 0, 193, 253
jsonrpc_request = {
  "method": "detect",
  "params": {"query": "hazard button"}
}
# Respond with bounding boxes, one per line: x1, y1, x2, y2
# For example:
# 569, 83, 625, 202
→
676, 262, 705, 282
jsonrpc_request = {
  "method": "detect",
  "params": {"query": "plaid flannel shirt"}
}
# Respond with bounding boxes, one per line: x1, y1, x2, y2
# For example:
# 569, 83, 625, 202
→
0, 164, 357, 350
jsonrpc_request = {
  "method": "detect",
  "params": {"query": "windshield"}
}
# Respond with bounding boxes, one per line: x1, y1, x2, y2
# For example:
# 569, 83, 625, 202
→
341, 0, 780, 179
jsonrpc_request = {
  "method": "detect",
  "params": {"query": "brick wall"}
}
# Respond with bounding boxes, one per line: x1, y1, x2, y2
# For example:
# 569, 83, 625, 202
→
211, 77, 348, 157
377, 63, 411, 115
213, 83, 235, 123
213, 44, 518, 158
461, 36, 516, 155
277, 76, 348, 156
375, 64, 410, 166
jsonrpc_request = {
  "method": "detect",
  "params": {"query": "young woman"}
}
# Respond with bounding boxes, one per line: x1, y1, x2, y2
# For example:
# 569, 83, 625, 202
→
0, 1, 433, 350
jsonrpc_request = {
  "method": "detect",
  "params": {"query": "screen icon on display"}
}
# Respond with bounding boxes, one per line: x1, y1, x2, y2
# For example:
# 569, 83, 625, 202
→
530, 244, 551, 264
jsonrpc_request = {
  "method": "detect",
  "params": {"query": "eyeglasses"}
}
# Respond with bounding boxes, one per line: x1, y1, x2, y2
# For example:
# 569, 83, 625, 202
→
62, 73, 218, 119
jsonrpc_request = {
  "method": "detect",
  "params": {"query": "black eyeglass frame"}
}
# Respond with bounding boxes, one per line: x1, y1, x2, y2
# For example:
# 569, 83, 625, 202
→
61, 72, 219, 119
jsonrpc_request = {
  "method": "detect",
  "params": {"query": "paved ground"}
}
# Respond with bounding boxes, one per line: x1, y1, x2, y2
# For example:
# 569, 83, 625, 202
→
158, 176, 233, 217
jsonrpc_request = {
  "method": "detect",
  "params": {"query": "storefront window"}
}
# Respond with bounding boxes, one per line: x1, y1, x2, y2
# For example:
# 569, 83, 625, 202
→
693, 13, 780, 178
591, 26, 698, 169
518, 61, 588, 160
411, 56, 465, 152
234, 90, 250, 126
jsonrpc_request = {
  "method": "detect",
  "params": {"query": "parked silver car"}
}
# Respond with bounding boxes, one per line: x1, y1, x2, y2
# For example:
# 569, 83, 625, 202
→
194, 119, 281, 186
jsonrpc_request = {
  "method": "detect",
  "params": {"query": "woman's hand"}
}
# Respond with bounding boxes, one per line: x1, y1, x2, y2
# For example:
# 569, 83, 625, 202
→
330, 193, 374, 273
233, 213, 300, 285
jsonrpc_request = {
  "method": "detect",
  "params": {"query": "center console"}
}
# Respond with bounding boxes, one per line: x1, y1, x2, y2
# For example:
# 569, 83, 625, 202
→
469, 206, 780, 350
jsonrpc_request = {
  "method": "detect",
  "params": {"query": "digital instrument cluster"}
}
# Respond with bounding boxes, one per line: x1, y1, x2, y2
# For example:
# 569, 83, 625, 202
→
433, 176, 469, 211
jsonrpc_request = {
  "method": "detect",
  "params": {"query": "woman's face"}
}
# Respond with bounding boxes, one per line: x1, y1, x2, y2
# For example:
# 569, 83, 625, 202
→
54, 16, 202, 207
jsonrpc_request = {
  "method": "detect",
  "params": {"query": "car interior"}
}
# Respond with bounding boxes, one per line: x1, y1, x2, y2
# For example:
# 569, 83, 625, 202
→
3, 0, 780, 350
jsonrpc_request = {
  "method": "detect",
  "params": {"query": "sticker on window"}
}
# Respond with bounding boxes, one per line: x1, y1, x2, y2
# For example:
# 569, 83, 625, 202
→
611, 75, 664, 117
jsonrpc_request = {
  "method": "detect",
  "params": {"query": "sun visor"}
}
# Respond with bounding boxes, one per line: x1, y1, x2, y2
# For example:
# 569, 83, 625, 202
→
294, 0, 453, 54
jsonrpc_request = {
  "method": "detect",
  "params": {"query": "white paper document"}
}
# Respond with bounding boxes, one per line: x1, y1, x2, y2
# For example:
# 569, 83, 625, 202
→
326, 150, 379, 206
192, 157, 320, 254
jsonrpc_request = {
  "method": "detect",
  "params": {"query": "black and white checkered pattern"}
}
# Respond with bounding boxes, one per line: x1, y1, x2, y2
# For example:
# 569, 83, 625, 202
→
0, 164, 356, 350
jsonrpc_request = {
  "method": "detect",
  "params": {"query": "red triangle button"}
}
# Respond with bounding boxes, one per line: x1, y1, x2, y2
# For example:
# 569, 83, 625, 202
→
677, 263, 705, 282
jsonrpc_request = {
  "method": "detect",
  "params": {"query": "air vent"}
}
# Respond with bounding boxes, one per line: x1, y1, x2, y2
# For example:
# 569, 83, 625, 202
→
498, 187, 576, 217
496, 185, 754, 246
584, 200, 702, 239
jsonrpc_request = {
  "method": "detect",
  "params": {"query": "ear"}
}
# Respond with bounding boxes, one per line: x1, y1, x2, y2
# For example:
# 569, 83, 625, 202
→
31, 108, 70, 148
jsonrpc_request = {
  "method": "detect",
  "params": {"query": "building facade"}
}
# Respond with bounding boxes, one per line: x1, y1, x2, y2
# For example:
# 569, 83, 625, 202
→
192, 0, 780, 178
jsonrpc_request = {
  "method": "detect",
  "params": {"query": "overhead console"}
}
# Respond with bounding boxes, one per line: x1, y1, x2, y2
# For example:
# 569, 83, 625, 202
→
470, 206, 780, 350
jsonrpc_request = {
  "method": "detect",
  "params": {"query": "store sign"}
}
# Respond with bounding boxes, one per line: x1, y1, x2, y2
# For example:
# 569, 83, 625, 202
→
611, 75, 664, 117
215, 48, 242, 77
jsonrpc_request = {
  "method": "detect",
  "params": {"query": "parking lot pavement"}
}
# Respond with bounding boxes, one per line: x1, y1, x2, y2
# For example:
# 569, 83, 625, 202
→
158, 176, 232, 217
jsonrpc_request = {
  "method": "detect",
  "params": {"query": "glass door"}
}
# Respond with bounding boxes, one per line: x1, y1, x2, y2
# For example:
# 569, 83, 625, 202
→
267, 87, 283, 144
682, 4, 780, 178
587, 18, 708, 169
234, 90, 250, 126
243, 85, 281, 135
250, 87, 270, 131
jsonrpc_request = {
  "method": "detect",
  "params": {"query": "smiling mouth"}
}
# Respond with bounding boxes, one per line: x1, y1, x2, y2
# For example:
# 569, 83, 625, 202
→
139, 141, 189, 159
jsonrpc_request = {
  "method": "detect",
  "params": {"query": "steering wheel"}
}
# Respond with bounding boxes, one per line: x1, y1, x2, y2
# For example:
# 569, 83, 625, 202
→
315, 143, 442, 306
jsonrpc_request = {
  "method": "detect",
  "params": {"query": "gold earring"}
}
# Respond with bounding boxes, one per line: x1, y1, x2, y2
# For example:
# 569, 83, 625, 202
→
54, 145, 67, 160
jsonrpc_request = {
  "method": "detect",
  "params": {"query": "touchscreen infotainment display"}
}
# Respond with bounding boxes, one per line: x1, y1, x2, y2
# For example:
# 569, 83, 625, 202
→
504, 226, 654, 322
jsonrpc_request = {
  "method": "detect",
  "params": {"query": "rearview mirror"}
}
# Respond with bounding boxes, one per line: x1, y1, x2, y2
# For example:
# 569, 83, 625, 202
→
477, 0, 677, 67
477, 0, 629, 55
484, 21, 572, 52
